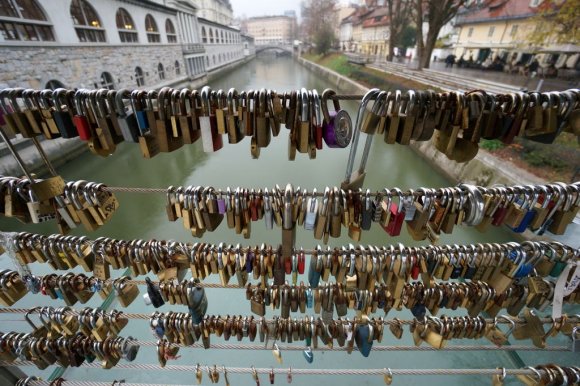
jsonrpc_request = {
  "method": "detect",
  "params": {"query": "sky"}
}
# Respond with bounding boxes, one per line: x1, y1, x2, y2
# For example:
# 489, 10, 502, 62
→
230, 0, 355, 19
230, 0, 301, 18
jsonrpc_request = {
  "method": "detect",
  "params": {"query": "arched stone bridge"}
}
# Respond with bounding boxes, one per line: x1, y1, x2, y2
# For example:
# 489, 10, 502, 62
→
255, 44, 294, 54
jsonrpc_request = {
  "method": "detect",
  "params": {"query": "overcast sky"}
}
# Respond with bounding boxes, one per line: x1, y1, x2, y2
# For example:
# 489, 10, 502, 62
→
230, 0, 301, 18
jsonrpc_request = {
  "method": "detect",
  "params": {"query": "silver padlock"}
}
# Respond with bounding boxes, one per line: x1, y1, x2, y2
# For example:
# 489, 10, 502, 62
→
304, 189, 318, 231
263, 188, 273, 230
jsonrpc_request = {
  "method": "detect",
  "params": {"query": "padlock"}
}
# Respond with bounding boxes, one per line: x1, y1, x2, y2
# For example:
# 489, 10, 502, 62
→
321, 88, 352, 148
144, 277, 165, 308
115, 88, 140, 142
52, 89, 78, 138
341, 89, 380, 191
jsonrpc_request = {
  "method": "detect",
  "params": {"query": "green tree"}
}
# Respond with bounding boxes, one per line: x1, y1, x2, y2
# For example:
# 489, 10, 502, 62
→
315, 24, 335, 55
527, 0, 580, 46
386, 0, 414, 61
400, 25, 417, 49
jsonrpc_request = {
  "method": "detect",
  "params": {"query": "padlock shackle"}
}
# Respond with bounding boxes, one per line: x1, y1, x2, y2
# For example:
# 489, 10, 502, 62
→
344, 88, 380, 182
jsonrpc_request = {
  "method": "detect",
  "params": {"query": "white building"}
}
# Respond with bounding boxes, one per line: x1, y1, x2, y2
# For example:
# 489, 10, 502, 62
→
198, 17, 244, 71
0, 0, 189, 89
190, 0, 233, 26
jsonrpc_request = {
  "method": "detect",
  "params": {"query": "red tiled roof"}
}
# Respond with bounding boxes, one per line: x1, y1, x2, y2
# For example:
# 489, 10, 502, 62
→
362, 7, 390, 28
455, 0, 538, 25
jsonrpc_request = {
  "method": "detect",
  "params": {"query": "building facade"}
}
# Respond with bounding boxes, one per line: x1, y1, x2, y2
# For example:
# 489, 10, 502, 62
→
198, 17, 244, 71
453, 0, 579, 70
0, 0, 188, 89
245, 15, 296, 45
361, 7, 389, 57
190, 0, 233, 26
164, 0, 206, 78
0, 0, 254, 90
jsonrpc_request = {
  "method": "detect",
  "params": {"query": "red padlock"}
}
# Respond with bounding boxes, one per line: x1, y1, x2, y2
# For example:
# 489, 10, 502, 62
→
73, 90, 92, 140
285, 256, 292, 274
385, 189, 406, 236
297, 250, 305, 274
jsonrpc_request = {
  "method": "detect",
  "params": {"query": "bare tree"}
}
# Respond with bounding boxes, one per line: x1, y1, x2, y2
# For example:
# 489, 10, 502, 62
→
386, 0, 414, 61
415, 0, 465, 69
301, 0, 338, 44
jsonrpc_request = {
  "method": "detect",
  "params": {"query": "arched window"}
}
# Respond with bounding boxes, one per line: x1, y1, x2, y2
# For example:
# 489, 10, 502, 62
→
0, 0, 54, 41
116, 8, 137, 43
165, 19, 176, 43
206, 56, 209, 67
201, 26, 207, 43
70, 0, 105, 42
175, 60, 180, 75
209, 28, 213, 43
220, 30, 224, 44
212, 55, 216, 65
158, 62, 164, 80
100, 71, 115, 89
135, 66, 144, 86
45, 79, 65, 90
145, 14, 159, 43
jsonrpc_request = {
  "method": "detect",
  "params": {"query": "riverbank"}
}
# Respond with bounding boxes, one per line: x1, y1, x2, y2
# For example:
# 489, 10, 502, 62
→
298, 56, 544, 185
298, 55, 579, 246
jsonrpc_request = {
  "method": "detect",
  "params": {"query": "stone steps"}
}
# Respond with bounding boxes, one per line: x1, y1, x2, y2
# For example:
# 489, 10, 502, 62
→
368, 62, 521, 94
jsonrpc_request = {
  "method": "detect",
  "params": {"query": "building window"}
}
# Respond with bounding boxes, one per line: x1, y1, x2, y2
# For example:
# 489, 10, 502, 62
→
175, 60, 180, 75
166, 19, 176, 43
488, 26, 495, 37
100, 71, 115, 89
510, 24, 518, 37
116, 8, 137, 43
135, 66, 144, 86
145, 14, 159, 43
45, 79, 65, 90
220, 30, 224, 43
70, 0, 105, 42
206, 56, 209, 67
467, 27, 473, 37
0, 0, 54, 41
209, 28, 214, 43
212, 54, 216, 65
158, 62, 164, 80
201, 26, 207, 43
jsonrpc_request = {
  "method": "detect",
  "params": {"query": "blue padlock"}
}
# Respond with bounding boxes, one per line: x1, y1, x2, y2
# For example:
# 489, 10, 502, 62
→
306, 288, 313, 308
511, 189, 539, 233
308, 252, 321, 288
303, 346, 313, 363
355, 322, 374, 357
130, 90, 150, 135
246, 251, 254, 273
411, 304, 426, 319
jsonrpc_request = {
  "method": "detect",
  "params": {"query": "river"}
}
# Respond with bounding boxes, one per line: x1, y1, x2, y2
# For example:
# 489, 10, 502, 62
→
0, 54, 575, 385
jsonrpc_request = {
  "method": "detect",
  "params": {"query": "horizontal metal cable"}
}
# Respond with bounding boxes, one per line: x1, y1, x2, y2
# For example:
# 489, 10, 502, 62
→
129, 341, 572, 352
3, 360, 547, 376
2, 307, 576, 326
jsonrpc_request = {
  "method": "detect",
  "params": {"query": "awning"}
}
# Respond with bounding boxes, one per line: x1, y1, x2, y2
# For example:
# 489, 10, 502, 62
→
537, 44, 580, 53
453, 42, 515, 49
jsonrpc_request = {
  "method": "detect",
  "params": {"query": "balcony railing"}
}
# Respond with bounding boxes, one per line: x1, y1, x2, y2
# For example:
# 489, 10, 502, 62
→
182, 43, 205, 54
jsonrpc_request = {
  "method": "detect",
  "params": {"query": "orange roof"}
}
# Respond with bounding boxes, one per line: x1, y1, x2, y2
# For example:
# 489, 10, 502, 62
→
455, 0, 538, 25
362, 7, 389, 28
